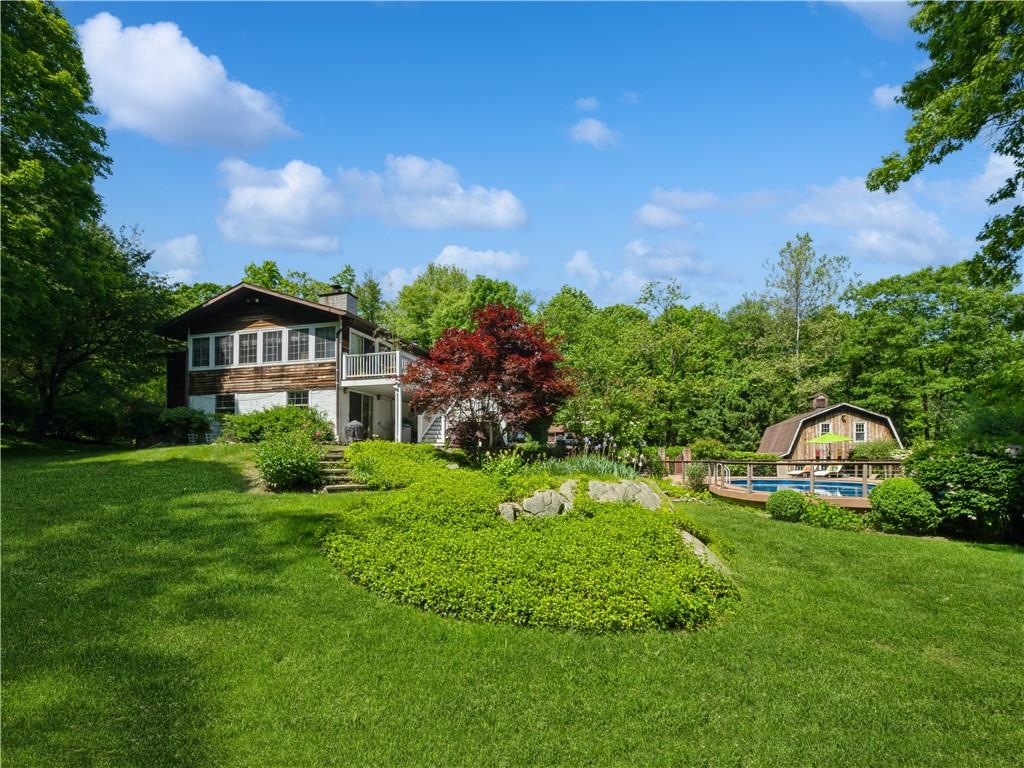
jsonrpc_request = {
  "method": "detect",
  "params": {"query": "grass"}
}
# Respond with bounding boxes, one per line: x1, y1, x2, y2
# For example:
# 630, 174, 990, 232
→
3, 443, 1023, 766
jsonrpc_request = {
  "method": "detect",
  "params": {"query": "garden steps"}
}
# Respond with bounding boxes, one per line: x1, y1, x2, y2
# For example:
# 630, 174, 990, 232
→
320, 447, 370, 493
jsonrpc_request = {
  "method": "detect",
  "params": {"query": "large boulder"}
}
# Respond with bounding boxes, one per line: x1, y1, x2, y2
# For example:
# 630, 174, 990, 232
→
521, 489, 569, 518
498, 502, 522, 522
587, 479, 662, 510
559, 480, 578, 506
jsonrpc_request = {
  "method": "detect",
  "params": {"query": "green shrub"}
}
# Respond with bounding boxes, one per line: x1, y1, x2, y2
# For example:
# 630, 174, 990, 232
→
800, 498, 866, 532
346, 440, 449, 489
690, 438, 729, 460
221, 405, 334, 443
254, 431, 326, 491
849, 440, 901, 461
766, 489, 806, 521
686, 462, 709, 491
481, 450, 526, 487
906, 449, 1023, 541
321, 442, 736, 632
537, 455, 639, 479
158, 407, 211, 444
868, 478, 943, 535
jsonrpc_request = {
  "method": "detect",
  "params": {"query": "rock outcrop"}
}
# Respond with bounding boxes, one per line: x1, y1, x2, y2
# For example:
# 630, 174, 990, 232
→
587, 480, 662, 510
497, 478, 664, 521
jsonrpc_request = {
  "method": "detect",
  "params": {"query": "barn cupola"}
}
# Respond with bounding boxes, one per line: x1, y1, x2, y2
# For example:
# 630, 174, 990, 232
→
811, 393, 829, 410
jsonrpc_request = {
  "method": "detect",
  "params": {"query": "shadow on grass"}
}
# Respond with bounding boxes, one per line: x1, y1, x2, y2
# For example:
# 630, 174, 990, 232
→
1, 451, 307, 766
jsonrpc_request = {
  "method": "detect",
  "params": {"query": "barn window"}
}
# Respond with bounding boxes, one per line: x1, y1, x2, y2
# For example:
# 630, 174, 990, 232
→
854, 421, 867, 442
819, 423, 831, 435
238, 333, 258, 364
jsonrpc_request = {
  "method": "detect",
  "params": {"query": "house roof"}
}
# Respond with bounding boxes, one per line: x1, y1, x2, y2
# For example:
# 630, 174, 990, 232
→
157, 282, 426, 353
757, 402, 903, 456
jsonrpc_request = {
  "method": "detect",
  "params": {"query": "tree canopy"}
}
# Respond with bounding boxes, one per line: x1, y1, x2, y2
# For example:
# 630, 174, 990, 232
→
867, 1, 1024, 283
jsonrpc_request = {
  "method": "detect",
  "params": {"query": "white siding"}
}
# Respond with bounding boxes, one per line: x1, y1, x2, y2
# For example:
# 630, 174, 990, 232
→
309, 389, 337, 434
189, 394, 216, 414
237, 391, 287, 414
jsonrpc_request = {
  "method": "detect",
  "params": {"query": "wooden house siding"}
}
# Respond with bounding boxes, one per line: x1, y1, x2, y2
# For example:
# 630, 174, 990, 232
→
188, 305, 339, 335
189, 362, 336, 395
790, 409, 895, 461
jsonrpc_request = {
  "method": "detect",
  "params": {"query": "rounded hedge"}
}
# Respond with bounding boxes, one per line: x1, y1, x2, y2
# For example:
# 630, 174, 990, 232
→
766, 489, 806, 521
325, 444, 736, 632
255, 431, 326, 491
868, 477, 942, 535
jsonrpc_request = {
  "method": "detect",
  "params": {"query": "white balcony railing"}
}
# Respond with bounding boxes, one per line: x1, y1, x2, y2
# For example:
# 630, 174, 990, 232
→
342, 350, 418, 380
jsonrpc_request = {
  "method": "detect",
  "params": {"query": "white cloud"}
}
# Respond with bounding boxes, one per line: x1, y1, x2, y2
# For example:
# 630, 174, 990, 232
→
574, 96, 599, 111
340, 155, 527, 229
381, 266, 423, 299
915, 153, 1019, 208
840, 2, 914, 39
872, 84, 901, 110
636, 204, 690, 230
78, 12, 293, 148
569, 118, 619, 149
635, 187, 719, 230
434, 245, 525, 277
152, 234, 202, 282
625, 238, 709, 276
218, 159, 342, 252
790, 176, 958, 263
565, 249, 601, 288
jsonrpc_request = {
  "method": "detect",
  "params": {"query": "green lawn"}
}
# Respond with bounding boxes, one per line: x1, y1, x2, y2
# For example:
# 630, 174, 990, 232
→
3, 444, 1022, 766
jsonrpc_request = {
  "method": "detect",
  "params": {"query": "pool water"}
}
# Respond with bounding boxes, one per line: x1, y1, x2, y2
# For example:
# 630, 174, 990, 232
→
728, 478, 875, 498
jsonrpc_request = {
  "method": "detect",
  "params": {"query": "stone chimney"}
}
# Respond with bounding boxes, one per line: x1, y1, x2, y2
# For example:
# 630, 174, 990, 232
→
319, 285, 358, 314
811, 393, 829, 410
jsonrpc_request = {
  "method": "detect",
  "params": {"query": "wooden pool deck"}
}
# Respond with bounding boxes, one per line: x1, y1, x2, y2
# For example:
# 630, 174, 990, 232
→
707, 481, 872, 509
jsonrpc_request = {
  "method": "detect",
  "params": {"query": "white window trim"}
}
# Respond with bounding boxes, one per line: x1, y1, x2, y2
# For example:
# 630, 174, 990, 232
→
187, 322, 338, 371
819, 422, 831, 435
853, 421, 868, 442
348, 327, 377, 356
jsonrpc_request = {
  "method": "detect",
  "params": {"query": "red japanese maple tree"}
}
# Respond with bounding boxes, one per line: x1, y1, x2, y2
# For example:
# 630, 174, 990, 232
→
402, 304, 575, 447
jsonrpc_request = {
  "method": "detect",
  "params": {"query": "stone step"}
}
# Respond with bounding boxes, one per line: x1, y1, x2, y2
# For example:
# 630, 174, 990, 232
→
323, 483, 371, 493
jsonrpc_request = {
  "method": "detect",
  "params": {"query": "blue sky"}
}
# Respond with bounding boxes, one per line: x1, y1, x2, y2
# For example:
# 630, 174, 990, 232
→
61, 1, 1009, 309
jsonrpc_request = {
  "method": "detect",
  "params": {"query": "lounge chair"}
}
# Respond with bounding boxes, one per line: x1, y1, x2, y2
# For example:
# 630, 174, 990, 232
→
787, 465, 812, 477
813, 465, 844, 478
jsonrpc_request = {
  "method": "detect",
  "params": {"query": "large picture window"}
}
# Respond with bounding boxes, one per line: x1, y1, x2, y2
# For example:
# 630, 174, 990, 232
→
314, 327, 336, 359
238, 333, 258, 364
191, 337, 210, 367
215, 334, 234, 366
288, 328, 310, 361
262, 330, 282, 363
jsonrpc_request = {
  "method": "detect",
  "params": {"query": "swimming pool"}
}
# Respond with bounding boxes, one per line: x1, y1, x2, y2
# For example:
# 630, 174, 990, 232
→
727, 478, 875, 498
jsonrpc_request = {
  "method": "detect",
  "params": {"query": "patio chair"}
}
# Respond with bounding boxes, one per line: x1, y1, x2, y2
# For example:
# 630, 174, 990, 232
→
787, 465, 812, 477
813, 465, 844, 478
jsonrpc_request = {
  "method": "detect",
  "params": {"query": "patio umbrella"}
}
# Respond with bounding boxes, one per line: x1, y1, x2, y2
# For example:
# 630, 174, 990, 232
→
806, 432, 850, 460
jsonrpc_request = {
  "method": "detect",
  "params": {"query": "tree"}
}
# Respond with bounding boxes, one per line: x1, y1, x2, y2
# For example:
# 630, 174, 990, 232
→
866, 2, 1024, 283
403, 305, 575, 448
763, 233, 849, 383
330, 264, 357, 293
842, 262, 1024, 442
382, 264, 471, 347
355, 270, 384, 325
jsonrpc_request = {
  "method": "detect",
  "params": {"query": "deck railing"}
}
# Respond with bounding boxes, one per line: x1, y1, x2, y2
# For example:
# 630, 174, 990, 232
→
342, 350, 418, 380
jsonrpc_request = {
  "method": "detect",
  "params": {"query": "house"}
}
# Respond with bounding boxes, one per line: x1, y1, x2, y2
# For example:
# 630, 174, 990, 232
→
158, 282, 445, 444
757, 394, 902, 461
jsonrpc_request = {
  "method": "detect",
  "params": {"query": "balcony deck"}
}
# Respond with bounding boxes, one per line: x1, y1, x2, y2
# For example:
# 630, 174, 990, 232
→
342, 350, 418, 382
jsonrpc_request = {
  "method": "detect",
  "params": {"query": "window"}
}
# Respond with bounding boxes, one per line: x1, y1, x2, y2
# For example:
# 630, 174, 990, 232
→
287, 390, 309, 407
314, 327, 336, 359
215, 394, 236, 414
854, 421, 867, 442
288, 328, 310, 361
191, 336, 210, 367
819, 422, 831, 435
262, 330, 282, 363
215, 334, 234, 366
349, 331, 372, 355
349, 391, 373, 428
238, 333, 258, 364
